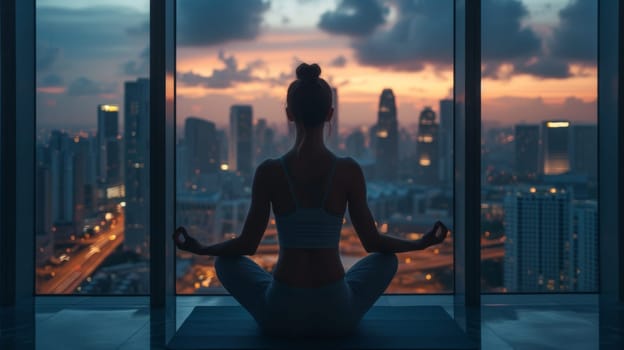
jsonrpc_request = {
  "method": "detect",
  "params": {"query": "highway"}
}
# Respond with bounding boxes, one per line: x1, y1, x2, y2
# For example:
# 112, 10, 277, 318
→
37, 216, 125, 294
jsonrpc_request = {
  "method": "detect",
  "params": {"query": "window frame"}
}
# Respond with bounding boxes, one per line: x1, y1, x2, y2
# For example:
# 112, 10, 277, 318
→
0, 0, 621, 347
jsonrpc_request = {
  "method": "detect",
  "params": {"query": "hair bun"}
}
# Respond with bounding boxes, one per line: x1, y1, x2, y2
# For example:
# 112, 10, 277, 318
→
296, 63, 321, 81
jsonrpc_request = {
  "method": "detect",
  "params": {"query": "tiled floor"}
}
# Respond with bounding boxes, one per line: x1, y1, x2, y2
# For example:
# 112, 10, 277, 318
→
1, 294, 621, 349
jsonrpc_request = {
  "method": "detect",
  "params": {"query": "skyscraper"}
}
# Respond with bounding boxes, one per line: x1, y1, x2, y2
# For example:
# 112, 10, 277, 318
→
415, 107, 439, 185
346, 128, 366, 158
570, 200, 598, 291
541, 121, 570, 175
97, 104, 121, 185
49, 131, 74, 225
374, 89, 398, 181
185, 117, 219, 179
254, 118, 276, 163
438, 99, 453, 187
124, 78, 150, 255
229, 105, 253, 179
571, 124, 597, 180
504, 186, 572, 292
515, 124, 540, 179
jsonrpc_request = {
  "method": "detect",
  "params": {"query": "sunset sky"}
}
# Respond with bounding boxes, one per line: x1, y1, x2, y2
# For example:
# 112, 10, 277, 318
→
36, 0, 597, 134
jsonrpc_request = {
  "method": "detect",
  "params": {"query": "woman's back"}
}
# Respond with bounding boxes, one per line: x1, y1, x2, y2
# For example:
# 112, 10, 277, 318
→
268, 150, 350, 287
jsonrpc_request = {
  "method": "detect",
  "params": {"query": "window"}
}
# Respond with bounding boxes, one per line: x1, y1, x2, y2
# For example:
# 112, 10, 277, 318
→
480, 0, 598, 293
175, 0, 455, 294
35, 0, 150, 294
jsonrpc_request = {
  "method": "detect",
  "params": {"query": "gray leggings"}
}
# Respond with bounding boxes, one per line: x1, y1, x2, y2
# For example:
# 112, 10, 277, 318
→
215, 253, 398, 337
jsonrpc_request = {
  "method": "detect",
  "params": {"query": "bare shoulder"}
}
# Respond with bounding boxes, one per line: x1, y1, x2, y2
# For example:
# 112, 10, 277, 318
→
338, 156, 363, 177
254, 159, 281, 183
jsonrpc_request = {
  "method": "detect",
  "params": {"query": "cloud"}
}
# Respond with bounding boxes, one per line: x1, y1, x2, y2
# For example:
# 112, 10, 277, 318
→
349, 1, 453, 71
483, 95, 596, 125
481, 0, 541, 61
122, 46, 149, 76
318, 0, 388, 36
515, 57, 571, 79
329, 55, 347, 67
177, 0, 270, 46
66, 77, 116, 96
126, 21, 149, 37
550, 0, 597, 63
178, 52, 265, 89
40, 74, 64, 87
318, 0, 585, 80
37, 6, 148, 57
37, 45, 61, 71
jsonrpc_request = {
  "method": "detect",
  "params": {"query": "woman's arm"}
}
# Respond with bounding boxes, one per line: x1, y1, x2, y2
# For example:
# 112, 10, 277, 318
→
345, 158, 448, 254
173, 161, 272, 256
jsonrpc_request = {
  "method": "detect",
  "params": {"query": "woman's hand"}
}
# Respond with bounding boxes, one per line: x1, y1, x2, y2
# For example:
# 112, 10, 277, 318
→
420, 221, 449, 248
172, 226, 203, 254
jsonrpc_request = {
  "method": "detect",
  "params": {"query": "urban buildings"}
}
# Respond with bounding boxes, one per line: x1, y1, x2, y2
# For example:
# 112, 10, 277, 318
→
228, 105, 253, 179
541, 121, 571, 175
415, 107, 439, 185
124, 78, 150, 256
373, 89, 399, 181
97, 104, 121, 186
514, 124, 540, 179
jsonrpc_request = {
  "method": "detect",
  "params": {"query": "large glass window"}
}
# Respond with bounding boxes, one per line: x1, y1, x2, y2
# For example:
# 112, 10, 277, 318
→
480, 0, 598, 292
35, 0, 150, 294
175, 0, 455, 294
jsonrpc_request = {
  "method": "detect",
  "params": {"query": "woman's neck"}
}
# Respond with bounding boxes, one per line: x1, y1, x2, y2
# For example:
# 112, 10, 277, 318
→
292, 124, 328, 156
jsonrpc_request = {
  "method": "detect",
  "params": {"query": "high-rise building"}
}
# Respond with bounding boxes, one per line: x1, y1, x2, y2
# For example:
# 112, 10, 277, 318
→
571, 124, 597, 180
374, 89, 398, 181
541, 121, 570, 175
570, 200, 598, 291
229, 105, 253, 179
185, 117, 219, 179
515, 124, 540, 179
328, 87, 340, 152
438, 99, 453, 187
254, 118, 276, 163
124, 78, 150, 255
35, 144, 53, 265
346, 128, 366, 158
49, 131, 75, 225
415, 107, 439, 185
503, 186, 572, 292
254, 118, 267, 165
97, 104, 121, 185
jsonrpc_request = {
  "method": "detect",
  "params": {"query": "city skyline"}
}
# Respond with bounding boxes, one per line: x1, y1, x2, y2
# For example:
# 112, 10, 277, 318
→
35, 80, 598, 294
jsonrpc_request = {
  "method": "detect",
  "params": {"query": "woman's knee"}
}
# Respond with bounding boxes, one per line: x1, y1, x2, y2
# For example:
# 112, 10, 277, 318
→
214, 255, 244, 279
370, 252, 398, 273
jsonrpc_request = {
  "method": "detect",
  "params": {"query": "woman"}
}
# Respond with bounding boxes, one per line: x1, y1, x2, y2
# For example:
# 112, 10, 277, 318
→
173, 63, 449, 337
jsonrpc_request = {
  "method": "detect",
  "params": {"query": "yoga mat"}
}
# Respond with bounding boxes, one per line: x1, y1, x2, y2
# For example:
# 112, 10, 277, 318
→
168, 306, 477, 349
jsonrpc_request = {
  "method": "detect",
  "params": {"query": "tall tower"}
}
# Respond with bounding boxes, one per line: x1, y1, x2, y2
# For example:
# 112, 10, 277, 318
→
571, 124, 597, 180
515, 124, 540, 180
185, 117, 219, 179
229, 105, 253, 179
415, 107, 439, 185
438, 99, 453, 187
374, 89, 398, 181
541, 121, 570, 175
328, 87, 340, 152
124, 78, 150, 255
49, 131, 74, 225
97, 104, 121, 185
503, 186, 572, 292
570, 200, 598, 291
